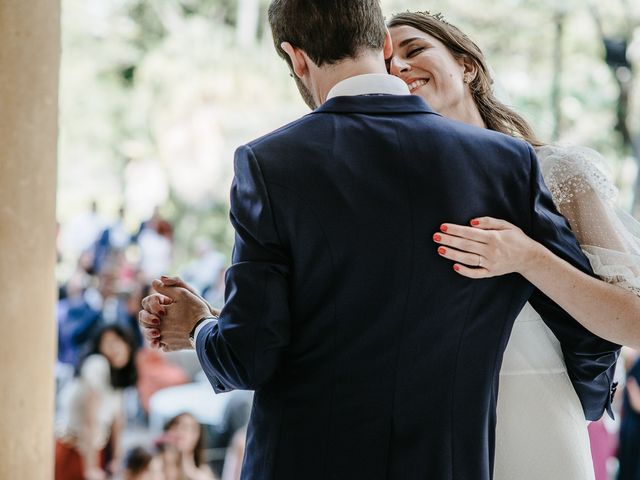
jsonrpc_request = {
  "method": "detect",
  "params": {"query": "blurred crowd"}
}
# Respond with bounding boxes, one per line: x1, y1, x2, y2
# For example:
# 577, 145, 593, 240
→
54, 202, 640, 480
54, 202, 249, 480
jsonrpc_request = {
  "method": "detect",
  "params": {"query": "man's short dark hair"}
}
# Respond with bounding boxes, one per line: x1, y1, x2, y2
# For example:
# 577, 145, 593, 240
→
268, 0, 386, 68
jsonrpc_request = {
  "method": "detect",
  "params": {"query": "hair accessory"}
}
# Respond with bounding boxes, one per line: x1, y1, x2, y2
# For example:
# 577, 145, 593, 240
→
416, 10, 453, 27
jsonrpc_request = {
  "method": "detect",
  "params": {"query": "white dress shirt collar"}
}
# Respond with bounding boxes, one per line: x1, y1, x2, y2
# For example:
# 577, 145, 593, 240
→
326, 73, 410, 100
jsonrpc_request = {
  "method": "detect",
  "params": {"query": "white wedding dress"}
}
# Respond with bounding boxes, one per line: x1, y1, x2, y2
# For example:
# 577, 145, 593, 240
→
494, 145, 640, 480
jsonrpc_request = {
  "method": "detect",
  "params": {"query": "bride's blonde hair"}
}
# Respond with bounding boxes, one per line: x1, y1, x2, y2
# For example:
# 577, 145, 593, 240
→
388, 11, 544, 148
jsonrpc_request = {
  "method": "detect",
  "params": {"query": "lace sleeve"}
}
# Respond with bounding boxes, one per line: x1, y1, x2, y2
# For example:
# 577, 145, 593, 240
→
538, 145, 618, 206
537, 145, 640, 295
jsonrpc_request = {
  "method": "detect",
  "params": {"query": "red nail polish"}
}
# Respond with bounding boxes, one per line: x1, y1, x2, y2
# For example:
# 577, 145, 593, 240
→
471, 219, 480, 226
440, 224, 448, 232
433, 233, 442, 242
438, 247, 447, 255
453, 265, 460, 272
152, 317, 160, 325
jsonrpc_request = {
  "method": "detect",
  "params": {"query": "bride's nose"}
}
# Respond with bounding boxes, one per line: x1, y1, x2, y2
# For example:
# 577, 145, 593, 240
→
389, 57, 411, 77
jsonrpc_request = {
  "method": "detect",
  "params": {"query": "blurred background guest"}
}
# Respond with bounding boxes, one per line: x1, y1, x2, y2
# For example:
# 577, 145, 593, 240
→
55, 325, 139, 480
618, 350, 640, 479
220, 427, 246, 480
180, 237, 226, 307
136, 209, 173, 283
60, 200, 107, 260
121, 446, 162, 480
157, 412, 217, 480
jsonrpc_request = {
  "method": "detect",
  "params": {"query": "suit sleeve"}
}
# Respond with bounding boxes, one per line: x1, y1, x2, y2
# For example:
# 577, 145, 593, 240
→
525, 144, 621, 420
196, 144, 290, 393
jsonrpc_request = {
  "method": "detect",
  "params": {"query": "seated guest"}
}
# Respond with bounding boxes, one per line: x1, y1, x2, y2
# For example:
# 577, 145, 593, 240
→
55, 325, 138, 480
156, 412, 217, 480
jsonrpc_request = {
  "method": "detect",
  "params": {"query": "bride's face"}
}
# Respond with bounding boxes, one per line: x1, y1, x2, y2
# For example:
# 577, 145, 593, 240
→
389, 25, 468, 116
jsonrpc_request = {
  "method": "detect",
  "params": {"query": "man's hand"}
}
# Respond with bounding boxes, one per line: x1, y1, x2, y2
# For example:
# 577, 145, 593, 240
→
138, 277, 213, 352
160, 275, 220, 317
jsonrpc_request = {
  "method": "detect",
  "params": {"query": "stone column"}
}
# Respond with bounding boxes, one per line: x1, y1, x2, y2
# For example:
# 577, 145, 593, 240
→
0, 1, 60, 479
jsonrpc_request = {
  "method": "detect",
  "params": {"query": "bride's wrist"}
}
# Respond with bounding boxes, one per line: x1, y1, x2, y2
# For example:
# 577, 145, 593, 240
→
517, 238, 547, 276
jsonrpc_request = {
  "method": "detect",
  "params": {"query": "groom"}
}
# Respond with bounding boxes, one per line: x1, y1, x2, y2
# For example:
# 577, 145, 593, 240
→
139, 1, 619, 478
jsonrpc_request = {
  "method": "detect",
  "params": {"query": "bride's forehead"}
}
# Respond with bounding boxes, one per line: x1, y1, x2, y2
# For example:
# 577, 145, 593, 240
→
390, 26, 438, 46
390, 24, 422, 38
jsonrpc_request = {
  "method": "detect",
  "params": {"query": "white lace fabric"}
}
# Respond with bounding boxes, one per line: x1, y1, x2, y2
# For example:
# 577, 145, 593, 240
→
537, 145, 640, 296
539, 145, 618, 205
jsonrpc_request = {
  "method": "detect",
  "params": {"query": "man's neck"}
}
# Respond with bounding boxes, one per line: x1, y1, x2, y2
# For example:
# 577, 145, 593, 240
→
313, 54, 389, 106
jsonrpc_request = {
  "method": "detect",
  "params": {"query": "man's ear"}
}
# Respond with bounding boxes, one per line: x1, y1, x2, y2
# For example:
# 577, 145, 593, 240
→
281, 42, 308, 79
383, 28, 393, 61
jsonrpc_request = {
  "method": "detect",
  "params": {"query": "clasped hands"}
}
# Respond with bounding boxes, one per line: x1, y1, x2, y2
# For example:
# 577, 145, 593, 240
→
138, 276, 218, 352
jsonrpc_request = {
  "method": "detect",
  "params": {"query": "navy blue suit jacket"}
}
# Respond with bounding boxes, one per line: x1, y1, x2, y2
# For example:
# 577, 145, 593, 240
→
196, 95, 619, 480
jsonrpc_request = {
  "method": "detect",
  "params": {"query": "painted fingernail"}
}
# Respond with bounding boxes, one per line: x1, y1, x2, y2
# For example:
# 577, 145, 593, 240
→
438, 247, 447, 255
151, 317, 160, 325
453, 264, 460, 272
440, 224, 448, 232
471, 219, 480, 226
433, 233, 442, 242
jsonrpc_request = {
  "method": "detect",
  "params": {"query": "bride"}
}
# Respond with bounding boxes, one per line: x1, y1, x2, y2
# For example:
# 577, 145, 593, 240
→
388, 11, 640, 480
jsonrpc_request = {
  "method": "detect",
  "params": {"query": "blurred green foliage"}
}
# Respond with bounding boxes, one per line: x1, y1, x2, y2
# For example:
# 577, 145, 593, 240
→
58, 0, 640, 269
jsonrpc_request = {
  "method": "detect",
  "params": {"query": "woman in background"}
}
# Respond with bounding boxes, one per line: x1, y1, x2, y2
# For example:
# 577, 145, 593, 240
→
157, 412, 217, 480
55, 325, 138, 480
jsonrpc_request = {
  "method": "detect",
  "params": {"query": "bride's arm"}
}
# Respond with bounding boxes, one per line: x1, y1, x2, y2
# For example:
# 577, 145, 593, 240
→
433, 193, 640, 347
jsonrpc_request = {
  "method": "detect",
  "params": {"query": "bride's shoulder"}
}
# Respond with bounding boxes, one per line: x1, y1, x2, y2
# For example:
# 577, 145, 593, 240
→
535, 144, 617, 203
536, 144, 606, 168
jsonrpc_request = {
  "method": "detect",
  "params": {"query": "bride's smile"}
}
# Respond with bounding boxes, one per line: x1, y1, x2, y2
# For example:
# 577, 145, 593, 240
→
406, 77, 430, 93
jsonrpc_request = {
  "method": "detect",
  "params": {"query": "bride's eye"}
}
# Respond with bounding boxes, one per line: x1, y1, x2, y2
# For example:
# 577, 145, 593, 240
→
407, 47, 424, 58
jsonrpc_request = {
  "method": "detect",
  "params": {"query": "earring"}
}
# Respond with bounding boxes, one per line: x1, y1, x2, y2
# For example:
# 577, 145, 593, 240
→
463, 74, 472, 84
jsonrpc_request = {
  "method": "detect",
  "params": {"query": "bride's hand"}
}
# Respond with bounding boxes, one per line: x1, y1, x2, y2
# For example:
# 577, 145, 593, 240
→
433, 217, 542, 278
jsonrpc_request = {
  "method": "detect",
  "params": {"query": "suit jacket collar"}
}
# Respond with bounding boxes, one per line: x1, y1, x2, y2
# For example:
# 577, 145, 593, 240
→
312, 94, 439, 116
